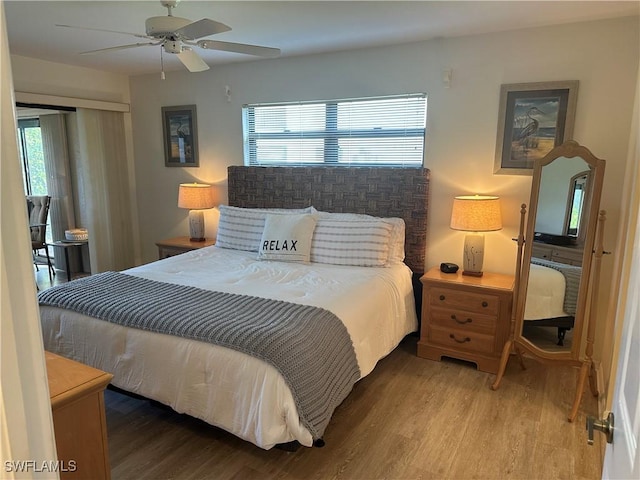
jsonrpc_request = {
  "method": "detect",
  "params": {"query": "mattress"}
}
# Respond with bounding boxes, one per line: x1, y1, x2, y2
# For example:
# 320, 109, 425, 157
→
39, 246, 418, 449
524, 263, 568, 320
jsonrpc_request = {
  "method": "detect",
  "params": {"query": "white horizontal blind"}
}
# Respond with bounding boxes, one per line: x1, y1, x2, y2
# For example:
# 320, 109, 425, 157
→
243, 93, 426, 167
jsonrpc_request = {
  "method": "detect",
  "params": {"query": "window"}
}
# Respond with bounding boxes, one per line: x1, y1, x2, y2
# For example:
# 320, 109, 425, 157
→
17, 118, 46, 195
243, 94, 426, 167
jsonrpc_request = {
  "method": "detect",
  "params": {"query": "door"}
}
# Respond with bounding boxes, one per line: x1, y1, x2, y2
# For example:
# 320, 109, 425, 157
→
602, 203, 640, 479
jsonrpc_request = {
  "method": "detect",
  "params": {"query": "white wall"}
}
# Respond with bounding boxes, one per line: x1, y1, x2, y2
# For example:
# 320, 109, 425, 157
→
130, 16, 639, 276
11, 55, 130, 103
1, 7, 58, 475
129, 16, 638, 367
8, 16, 638, 370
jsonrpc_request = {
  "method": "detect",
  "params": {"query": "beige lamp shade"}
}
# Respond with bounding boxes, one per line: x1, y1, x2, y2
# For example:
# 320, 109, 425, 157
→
450, 195, 502, 232
178, 183, 216, 210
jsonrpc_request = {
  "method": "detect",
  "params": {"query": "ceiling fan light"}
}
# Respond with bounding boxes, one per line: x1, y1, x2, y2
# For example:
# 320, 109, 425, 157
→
164, 40, 182, 54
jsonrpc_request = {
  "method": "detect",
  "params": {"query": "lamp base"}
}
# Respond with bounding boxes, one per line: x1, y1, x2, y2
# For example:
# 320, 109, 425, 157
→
188, 210, 205, 242
462, 270, 484, 277
462, 233, 485, 277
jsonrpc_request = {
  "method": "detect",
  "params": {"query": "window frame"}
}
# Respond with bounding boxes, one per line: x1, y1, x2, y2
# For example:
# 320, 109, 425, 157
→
17, 117, 42, 195
243, 93, 427, 168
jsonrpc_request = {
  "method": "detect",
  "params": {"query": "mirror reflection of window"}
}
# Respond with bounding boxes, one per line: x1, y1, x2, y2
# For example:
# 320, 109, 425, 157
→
535, 157, 589, 238
564, 171, 589, 238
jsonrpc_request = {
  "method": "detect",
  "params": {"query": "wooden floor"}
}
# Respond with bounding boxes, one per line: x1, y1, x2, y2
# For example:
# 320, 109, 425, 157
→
104, 335, 604, 480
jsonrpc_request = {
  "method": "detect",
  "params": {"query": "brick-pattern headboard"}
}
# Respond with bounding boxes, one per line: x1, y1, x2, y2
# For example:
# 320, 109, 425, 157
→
227, 166, 430, 274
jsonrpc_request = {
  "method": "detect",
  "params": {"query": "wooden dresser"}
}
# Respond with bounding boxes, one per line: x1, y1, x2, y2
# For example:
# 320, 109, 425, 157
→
531, 242, 583, 266
156, 236, 215, 259
417, 267, 514, 374
46, 351, 113, 479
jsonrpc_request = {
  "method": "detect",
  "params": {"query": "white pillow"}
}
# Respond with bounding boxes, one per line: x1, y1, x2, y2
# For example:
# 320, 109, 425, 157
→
257, 213, 318, 263
216, 205, 315, 252
316, 211, 405, 264
310, 216, 393, 267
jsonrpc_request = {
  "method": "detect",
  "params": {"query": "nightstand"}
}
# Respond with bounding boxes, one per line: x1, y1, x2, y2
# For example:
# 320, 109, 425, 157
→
46, 352, 112, 479
156, 236, 215, 259
417, 266, 514, 374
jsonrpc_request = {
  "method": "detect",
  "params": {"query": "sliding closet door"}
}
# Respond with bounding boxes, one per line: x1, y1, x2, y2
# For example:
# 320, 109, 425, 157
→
68, 108, 135, 273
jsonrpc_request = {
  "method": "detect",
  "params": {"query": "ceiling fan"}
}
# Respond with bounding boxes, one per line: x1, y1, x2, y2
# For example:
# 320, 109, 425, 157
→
56, 0, 280, 74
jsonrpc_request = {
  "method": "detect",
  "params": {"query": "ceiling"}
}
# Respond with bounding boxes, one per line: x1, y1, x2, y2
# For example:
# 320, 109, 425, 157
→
5, 1, 639, 76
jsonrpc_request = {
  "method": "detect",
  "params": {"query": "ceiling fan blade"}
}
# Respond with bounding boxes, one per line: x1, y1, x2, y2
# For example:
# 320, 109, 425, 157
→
56, 24, 152, 40
174, 18, 231, 40
197, 40, 280, 58
80, 42, 160, 55
177, 48, 210, 72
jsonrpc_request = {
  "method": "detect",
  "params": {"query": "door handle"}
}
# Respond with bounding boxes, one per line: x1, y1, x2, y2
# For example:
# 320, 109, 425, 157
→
586, 412, 614, 445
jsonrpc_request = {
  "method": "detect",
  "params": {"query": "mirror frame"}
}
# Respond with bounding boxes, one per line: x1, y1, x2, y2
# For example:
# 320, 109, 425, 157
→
513, 140, 605, 362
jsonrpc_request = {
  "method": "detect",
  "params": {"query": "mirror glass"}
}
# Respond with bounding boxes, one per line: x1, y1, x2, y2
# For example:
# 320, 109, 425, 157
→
521, 155, 592, 352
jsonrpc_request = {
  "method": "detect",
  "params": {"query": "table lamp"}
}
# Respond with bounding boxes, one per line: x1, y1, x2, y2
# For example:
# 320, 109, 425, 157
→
178, 183, 216, 242
450, 195, 502, 277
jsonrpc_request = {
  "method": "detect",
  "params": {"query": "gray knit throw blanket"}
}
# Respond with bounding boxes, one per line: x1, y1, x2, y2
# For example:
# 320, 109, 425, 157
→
38, 271, 361, 441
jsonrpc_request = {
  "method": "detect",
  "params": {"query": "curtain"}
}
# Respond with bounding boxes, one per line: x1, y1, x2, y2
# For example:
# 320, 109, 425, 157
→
66, 108, 135, 273
40, 114, 75, 270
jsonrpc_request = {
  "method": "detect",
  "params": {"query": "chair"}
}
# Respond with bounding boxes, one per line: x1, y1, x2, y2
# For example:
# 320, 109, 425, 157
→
27, 195, 55, 280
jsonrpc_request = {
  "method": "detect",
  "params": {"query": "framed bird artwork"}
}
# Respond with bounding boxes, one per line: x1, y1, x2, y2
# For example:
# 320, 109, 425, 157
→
494, 80, 578, 175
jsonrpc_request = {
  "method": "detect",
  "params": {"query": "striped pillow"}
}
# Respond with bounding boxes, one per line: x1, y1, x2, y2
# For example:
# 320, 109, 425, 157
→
216, 205, 315, 252
310, 217, 393, 267
316, 211, 405, 264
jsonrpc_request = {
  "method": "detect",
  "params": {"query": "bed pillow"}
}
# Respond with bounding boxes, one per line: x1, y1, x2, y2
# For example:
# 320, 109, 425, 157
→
316, 211, 405, 265
257, 213, 318, 263
216, 205, 315, 252
310, 216, 394, 267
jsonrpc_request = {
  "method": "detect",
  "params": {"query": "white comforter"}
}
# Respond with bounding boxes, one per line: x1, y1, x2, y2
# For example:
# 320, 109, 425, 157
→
524, 263, 568, 320
39, 246, 417, 449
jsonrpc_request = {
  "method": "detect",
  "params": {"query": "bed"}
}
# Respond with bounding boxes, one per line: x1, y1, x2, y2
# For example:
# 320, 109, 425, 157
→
38, 166, 430, 450
523, 257, 581, 346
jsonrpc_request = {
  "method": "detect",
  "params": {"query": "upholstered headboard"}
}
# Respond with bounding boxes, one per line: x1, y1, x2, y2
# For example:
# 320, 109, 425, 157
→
227, 166, 430, 274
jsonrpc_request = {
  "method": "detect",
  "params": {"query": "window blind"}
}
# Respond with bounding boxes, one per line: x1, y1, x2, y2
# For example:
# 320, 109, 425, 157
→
243, 93, 426, 167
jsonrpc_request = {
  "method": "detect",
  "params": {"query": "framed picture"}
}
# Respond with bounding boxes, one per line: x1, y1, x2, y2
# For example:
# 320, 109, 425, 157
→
494, 81, 578, 175
162, 105, 199, 167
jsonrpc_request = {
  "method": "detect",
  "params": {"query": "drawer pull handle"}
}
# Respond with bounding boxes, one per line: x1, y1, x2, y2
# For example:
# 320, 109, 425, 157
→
451, 314, 472, 324
449, 334, 471, 344
439, 295, 446, 301
482, 301, 488, 308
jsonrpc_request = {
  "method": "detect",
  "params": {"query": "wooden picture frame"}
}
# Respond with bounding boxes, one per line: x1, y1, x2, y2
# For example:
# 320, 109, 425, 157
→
494, 81, 578, 175
162, 105, 199, 167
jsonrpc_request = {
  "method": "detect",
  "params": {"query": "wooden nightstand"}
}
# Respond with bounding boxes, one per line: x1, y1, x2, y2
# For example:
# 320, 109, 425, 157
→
156, 236, 215, 259
46, 352, 113, 479
417, 266, 514, 374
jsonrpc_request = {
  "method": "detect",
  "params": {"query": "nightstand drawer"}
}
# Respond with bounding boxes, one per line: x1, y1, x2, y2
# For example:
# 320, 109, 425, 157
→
428, 324, 495, 355
430, 307, 497, 335
429, 287, 500, 316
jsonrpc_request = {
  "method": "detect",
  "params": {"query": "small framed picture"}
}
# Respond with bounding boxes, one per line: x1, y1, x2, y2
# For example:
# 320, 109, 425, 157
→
494, 81, 578, 175
162, 105, 199, 167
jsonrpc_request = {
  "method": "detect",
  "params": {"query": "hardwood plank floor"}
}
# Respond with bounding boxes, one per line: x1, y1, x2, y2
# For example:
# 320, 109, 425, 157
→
104, 336, 603, 480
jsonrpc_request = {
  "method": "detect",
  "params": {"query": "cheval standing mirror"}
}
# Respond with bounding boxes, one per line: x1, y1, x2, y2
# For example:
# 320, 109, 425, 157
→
492, 140, 607, 422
